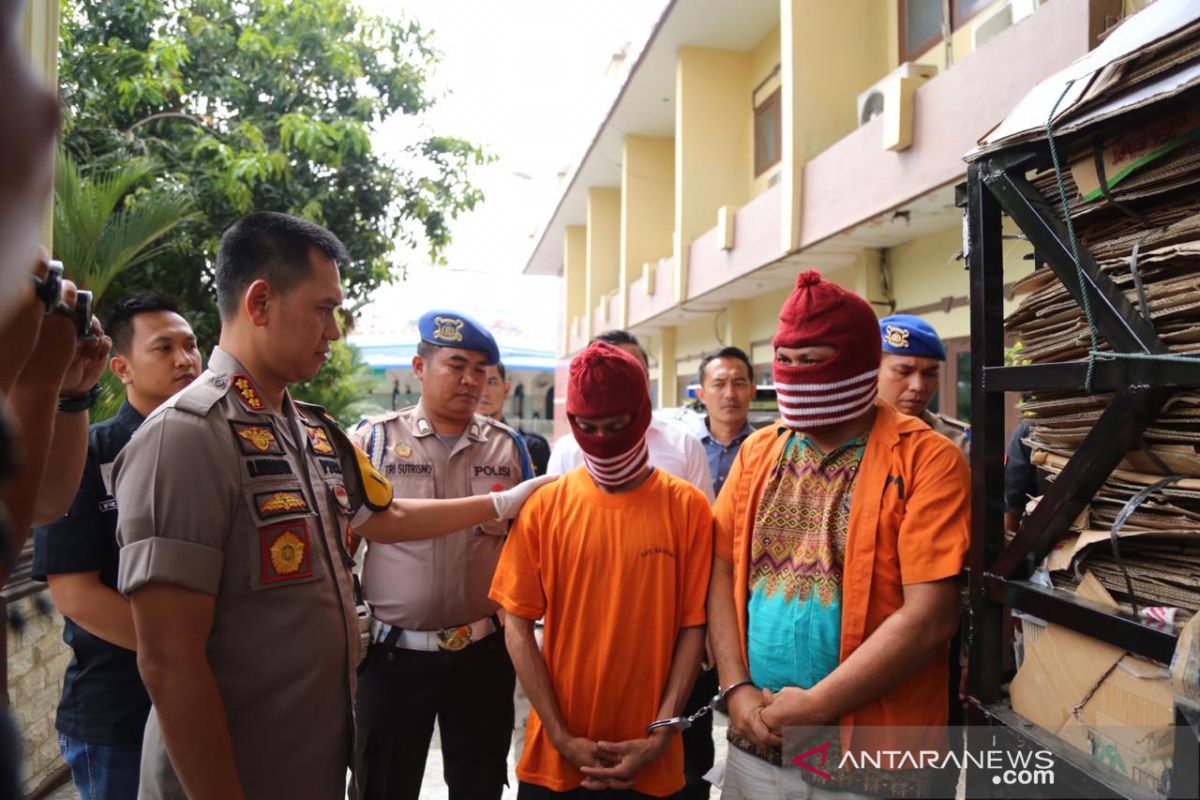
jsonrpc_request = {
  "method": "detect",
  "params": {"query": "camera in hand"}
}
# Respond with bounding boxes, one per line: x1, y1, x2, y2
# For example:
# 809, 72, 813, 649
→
72, 290, 92, 339
31, 260, 63, 313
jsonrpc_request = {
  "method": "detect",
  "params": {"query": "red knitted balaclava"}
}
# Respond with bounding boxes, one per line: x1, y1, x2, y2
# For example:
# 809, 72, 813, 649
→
566, 341, 652, 488
772, 270, 882, 432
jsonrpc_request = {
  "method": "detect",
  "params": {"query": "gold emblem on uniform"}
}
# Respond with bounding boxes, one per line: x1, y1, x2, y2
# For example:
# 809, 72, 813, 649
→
231, 373, 266, 411
259, 520, 313, 583
259, 492, 308, 515
305, 424, 334, 455
432, 316, 465, 343
394, 443, 412, 458
238, 426, 277, 452
269, 531, 306, 575
884, 324, 911, 349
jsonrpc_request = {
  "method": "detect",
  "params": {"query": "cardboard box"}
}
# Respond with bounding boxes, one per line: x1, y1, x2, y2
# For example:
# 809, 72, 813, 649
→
1010, 573, 1176, 790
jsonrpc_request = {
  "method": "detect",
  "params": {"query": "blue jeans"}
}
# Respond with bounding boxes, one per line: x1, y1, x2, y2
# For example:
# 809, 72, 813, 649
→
57, 733, 141, 800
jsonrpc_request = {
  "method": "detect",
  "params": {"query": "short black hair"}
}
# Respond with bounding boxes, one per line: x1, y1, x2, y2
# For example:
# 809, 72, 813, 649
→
492, 362, 507, 382
416, 341, 435, 361
215, 212, 349, 319
591, 329, 648, 369
698, 346, 754, 386
106, 292, 183, 356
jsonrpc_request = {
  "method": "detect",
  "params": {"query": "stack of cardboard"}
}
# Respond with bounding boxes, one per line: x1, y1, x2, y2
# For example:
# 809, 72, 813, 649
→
990, 1, 1200, 626
966, 3, 1200, 788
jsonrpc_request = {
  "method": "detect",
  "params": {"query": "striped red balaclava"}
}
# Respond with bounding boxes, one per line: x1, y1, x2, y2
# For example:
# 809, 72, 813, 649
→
567, 341, 652, 488
772, 270, 882, 431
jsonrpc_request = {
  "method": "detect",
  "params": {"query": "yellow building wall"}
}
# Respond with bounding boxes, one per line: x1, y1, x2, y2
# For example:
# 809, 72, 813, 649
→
585, 188, 621, 340
749, 24, 782, 199
621, 135, 674, 328
675, 46, 752, 303
887, 223, 1029, 340
781, 0, 889, 252
563, 225, 586, 354
672, 314, 722, 383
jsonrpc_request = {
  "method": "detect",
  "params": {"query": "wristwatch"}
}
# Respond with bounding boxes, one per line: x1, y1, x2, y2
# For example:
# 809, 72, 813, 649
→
58, 383, 101, 413
712, 679, 755, 714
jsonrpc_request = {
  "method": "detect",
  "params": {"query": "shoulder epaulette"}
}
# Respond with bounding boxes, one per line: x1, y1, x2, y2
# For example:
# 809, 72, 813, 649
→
171, 372, 230, 417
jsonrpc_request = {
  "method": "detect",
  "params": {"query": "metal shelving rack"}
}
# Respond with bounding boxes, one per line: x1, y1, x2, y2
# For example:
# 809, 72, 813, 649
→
960, 129, 1200, 799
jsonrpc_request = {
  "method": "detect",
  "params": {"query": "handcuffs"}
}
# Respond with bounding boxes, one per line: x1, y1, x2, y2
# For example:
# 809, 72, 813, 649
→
646, 679, 755, 734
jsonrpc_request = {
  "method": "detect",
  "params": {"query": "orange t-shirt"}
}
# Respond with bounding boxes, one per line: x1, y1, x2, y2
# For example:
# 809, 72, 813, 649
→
489, 467, 713, 797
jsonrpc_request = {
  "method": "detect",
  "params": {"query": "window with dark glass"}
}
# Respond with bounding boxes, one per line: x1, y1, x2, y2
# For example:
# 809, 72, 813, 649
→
754, 87, 782, 177
901, 0, 944, 62
900, 0, 1002, 62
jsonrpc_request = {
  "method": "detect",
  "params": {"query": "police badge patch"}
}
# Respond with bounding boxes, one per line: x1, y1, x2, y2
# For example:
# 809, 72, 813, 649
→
432, 316, 465, 342
303, 423, 335, 456
231, 421, 283, 455
259, 520, 314, 583
254, 489, 311, 520
884, 325, 911, 349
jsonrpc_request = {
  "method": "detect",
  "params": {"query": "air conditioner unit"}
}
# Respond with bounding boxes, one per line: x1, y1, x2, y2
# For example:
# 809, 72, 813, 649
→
855, 62, 938, 151
973, 0, 1043, 50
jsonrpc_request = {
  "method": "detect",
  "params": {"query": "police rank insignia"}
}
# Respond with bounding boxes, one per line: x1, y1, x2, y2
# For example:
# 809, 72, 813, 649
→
304, 423, 334, 455
231, 421, 282, 455
231, 374, 266, 412
394, 443, 412, 459
884, 325, 911, 349
259, 520, 313, 583
432, 316, 465, 342
254, 490, 310, 520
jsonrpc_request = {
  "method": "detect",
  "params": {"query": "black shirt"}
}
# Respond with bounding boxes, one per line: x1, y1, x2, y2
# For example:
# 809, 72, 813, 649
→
1004, 419, 1037, 512
518, 427, 551, 477
32, 401, 151, 746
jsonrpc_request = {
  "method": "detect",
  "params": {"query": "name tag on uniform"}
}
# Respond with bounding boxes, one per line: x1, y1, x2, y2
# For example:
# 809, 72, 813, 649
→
384, 463, 433, 477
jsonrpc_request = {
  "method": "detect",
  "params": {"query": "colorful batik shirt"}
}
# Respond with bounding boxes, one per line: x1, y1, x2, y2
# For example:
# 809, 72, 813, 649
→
746, 432, 867, 693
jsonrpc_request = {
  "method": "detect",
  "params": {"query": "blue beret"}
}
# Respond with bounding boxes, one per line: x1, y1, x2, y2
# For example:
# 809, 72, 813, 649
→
880, 314, 946, 361
418, 310, 500, 365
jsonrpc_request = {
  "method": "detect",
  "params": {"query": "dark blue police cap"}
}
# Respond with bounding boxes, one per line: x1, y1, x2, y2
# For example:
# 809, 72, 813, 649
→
879, 314, 946, 361
417, 310, 500, 365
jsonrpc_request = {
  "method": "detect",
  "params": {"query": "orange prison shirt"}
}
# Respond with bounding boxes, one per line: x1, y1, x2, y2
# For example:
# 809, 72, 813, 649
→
489, 467, 713, 797
714, 401, 970, 756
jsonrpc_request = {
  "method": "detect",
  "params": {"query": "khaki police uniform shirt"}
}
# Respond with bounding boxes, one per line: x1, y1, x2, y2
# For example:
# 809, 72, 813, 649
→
921, 408, 971, 459
115, 347, 363, 800
353, 401, 529, 631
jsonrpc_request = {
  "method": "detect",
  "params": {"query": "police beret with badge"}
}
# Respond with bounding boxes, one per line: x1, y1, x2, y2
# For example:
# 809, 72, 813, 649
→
879, 314, 946, 361
417, 309, 500, 365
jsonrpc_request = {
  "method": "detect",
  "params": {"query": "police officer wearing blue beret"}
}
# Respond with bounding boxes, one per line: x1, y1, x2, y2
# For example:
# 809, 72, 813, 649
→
877, 314, 970, 456
877, 313, 971, 777
352, 310, 535, 800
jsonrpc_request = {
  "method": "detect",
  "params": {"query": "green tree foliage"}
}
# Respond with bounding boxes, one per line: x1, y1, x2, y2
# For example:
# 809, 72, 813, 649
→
59, 0, 487, 347
293, 336, 386, 429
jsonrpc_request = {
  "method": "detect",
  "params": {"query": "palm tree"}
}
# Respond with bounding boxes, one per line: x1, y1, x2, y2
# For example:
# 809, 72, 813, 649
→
54, 148, 197, 421
53, 148, 196, 304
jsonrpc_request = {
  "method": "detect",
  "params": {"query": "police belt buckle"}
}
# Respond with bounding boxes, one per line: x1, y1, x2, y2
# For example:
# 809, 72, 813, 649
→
437, 625, 473, 652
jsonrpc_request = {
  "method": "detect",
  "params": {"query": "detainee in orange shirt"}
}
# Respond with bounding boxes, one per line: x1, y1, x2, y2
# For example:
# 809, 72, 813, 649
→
490, 341, 713, 799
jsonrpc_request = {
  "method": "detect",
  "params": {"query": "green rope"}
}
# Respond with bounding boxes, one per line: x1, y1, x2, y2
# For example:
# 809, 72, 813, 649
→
1042, 80, 1200, 382
1091, 351, 1200, 364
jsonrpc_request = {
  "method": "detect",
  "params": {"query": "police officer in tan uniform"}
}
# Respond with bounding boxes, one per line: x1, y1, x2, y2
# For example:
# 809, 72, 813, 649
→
114, 214, 550, 800
876, 314, 971, 456
352, 310, 533, 800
